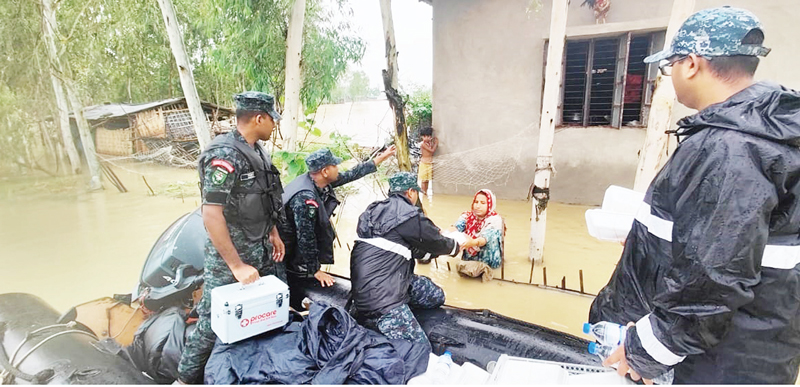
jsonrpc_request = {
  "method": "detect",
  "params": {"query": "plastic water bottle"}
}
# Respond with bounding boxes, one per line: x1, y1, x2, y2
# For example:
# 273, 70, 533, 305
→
430, 351, 454, 384
587, 342, 674, 385
585, 321, 675, 385
583, 321, 627, 347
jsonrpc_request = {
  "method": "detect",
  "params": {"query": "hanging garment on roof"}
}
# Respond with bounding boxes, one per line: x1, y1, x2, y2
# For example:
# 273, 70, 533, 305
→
204, 301, 430, 385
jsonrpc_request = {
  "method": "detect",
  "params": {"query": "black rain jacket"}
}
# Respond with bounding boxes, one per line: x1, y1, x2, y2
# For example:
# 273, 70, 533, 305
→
350, 194, 459, 316
590, 81, 800, 384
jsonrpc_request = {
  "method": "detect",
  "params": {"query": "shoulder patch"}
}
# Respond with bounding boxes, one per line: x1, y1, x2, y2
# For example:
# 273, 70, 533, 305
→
210, 168, 229, 186
305, 199, 319, 208
210, 159, 235, 173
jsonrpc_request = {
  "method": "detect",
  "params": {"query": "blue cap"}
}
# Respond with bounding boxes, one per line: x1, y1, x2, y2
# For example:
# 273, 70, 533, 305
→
588, 342, 598, 355
234, 91, 282, 122
305, 148, 343, 173
644, 6, 770, 63
583, 323, 592, 334
388, 172, 422, 193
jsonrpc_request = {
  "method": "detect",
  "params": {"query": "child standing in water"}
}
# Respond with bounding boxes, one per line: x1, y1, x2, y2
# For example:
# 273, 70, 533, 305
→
418, 127, 437, 196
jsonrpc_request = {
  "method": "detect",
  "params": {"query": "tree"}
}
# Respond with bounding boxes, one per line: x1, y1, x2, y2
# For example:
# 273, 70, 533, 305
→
41, 0, 80, 174
0, 0, 364, 180
0, 0, 73, 175
379, 0, 411, 172
283, 0, 307, 152
157, 0, 212, 150
197, 0, 364, 110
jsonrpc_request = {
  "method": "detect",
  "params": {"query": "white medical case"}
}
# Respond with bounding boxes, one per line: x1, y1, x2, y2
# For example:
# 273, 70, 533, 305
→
210, 275, 290, 344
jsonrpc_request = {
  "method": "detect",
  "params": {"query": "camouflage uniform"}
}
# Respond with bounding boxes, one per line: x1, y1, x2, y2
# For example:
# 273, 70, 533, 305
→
280, 149, 377, 305
375, 275, 445, 343
284, 162, 376, 272
177, 92, 283, 384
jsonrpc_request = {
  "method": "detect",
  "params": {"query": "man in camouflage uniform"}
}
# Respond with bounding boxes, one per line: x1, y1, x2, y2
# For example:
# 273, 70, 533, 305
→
177, 91, 285, 384
349, 172, 463, 344
279, 146, 395, 304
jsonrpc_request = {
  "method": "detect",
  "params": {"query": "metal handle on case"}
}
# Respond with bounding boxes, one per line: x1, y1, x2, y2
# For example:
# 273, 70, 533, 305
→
238, 277, 266, 290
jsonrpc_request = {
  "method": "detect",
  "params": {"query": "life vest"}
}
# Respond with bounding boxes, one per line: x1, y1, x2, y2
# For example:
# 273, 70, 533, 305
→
198, 132, 283, 243
281, 173, 337, 273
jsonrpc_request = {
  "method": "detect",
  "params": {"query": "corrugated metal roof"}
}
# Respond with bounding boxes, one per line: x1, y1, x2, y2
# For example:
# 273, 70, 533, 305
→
75, 97, 234, 122
78, 98, 183, 121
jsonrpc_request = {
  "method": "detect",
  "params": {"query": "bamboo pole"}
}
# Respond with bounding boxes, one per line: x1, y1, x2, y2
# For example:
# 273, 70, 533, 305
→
529, 0, 568, 264
379, 0, 411, 172
41, 0, 81, 175
633, 0, 695, 192
283, 0, 306, 152
157, 0, 212, 151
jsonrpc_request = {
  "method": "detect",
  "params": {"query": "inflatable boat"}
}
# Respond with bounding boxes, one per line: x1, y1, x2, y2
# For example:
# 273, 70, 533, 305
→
0, 209, 599, 384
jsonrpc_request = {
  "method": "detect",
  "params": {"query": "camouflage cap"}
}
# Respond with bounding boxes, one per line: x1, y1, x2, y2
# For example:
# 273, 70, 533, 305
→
389, 172, 421, 193
233, 91, 282, 122
644, 6, 771, 64
305, 148, 343, 173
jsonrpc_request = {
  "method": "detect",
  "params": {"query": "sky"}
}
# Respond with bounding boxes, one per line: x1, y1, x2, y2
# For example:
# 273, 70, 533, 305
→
345, 0, 433, 91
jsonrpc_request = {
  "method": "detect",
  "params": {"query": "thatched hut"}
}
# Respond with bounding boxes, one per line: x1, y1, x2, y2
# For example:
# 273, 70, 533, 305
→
72, 98, 234, 162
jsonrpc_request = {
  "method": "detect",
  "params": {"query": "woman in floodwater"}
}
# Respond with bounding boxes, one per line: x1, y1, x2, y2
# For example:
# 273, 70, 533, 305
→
453, 189, 503, 269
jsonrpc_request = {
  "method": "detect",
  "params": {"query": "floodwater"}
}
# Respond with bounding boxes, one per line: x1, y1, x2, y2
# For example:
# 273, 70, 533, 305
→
0, 161, 622, 339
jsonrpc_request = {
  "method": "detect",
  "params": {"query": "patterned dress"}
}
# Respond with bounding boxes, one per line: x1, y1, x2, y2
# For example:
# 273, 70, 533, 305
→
454, 189, 504, 269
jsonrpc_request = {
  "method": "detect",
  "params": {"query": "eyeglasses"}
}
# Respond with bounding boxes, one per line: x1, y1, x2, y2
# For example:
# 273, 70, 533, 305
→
658, 55, 688, 76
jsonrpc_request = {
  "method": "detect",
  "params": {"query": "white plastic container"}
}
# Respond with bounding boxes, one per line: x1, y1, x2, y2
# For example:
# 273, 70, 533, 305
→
488, 354, 569, 385
407, 352, 491, 385
488, 355, 633, 385
601, 185, 645, 214
585, 186, 645, 243
210, 275, 290, 344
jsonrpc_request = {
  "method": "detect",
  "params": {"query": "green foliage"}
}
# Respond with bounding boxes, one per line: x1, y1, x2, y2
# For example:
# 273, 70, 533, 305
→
0, 0, 57, 167
404, 85, 432, 138
0, 0, 365, 176
299, 2, 365, 110
273, 116, 355, 183
195, 0, 365, 109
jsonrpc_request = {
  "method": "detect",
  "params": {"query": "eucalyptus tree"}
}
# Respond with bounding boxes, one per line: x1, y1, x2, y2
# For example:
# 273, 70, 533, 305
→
0, 0, 73, 174
195, 0, 364, 111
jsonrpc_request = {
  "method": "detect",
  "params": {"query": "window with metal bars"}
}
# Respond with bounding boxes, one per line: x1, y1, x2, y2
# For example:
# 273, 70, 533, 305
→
550, 31, 663, 128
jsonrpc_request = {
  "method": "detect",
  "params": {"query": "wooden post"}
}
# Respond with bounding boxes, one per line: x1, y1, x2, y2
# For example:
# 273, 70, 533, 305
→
41, 0, 81, 175
542, 267, 548, 286
283, 0, 306, 152
157, 0, 212, 151
529, 0, 568, 264
379, 0, 411, 172
633, 0, 695, 192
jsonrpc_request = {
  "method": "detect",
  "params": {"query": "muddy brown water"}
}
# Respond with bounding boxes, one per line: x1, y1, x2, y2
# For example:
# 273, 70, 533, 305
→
0, 161, 622, 340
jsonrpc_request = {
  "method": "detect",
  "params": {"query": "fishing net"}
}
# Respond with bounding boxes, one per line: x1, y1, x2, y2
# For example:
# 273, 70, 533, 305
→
430, 131, 536, 187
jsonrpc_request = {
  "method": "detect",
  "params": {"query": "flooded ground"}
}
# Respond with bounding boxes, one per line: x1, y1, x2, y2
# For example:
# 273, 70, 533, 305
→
0, 160, 621, 339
